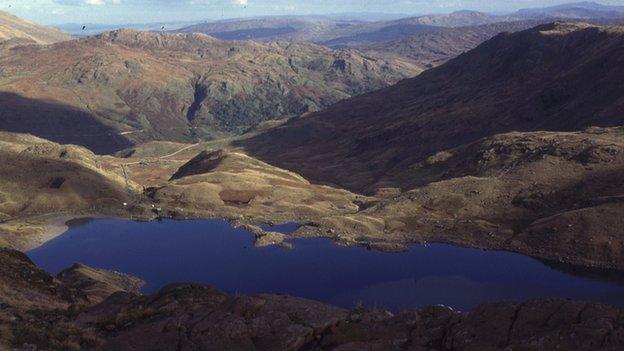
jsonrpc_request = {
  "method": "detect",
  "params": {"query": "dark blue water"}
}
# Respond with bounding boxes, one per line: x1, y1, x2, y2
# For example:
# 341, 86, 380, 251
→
27, 219, 624, 311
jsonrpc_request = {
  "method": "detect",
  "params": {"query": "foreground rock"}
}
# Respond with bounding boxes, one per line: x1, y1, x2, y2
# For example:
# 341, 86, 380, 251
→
76, 285, 624, 351
0, 249, 623, 350
0, 249, 143, 349
57, 263, 144, 305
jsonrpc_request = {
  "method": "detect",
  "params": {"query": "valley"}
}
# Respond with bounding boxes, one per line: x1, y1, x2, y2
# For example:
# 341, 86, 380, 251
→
0, 28, 419, 153
0, 3, 624, 350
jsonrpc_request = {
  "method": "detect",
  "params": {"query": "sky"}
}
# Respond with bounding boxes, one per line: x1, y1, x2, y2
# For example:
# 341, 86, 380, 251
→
2, 0, 624, 25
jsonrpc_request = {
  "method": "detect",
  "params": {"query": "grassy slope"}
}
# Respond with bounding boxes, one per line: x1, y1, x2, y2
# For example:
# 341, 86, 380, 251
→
0, 11, 71, 44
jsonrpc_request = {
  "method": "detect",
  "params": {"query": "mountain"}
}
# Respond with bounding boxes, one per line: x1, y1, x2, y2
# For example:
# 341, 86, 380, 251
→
352, 21, 544, 66
239, 22, 624, 192
176, 16, 365, 42
322, 10, 506, 47
56, 20, 201, 37
176, 11, 503, 45
393, 10, 503, 27
515, 1, 624, 19
319, 23, 440, 48
237, 22, 624, 270
0, 28, 419, 154
174, 6, 624, 49
0, 10, 71, 44
0, 132, 135, 245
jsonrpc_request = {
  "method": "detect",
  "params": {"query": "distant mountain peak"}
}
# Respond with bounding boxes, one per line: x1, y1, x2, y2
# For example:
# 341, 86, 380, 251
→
515, 1, 624, 18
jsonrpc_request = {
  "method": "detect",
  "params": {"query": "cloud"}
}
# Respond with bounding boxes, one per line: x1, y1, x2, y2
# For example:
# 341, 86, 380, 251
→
55, 0, 121, 5
232, 0, 248, 5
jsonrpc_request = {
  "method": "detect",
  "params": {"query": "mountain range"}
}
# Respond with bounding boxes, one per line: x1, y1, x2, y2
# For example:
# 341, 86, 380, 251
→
1, 6, 624, 350
515, 1, 624, 19
172, 2, 624, 47
175, 11, 506, 44
0, 29, 418, 153
239, 22, 624, 192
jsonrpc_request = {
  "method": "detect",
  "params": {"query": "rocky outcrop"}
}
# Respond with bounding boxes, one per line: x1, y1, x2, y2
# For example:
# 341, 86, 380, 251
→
0, 249, 142, 309
169, 150, 227, 181
57, 264, 144, 305
76, 285, 624, 350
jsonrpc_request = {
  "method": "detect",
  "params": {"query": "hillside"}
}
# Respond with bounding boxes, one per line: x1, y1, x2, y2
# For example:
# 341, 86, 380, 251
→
0, 132, 139, 249
176, 16, 364, 42
356, 21, 544, 67
0, 10, 71, 44
174, 5, 624, 49
514, 1, 624, 19
239, 22, 624, 192
0, 28, 419, 154
234, 22, 624, 270
176, 11, 504, 46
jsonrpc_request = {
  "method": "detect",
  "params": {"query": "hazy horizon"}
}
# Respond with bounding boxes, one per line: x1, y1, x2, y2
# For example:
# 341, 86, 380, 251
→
2, 0, 624, 26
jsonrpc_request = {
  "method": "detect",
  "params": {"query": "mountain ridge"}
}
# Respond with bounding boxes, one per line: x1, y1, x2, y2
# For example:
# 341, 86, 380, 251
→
0, 10, 71, 44
0, 28, 419, 154
238, 22, 624, 192
515, 1, 624, 18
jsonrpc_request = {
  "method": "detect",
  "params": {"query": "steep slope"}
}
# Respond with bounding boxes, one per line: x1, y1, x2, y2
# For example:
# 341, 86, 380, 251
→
0, 10, 71, 44
351, 127, 624, 269
0, 132, 138, 248
236, 22, 624, 270
239, 22, 624, 192
0, 28, 419, 154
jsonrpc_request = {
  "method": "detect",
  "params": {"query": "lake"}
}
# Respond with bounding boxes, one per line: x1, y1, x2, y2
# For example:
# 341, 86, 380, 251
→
27, 218, 624, 312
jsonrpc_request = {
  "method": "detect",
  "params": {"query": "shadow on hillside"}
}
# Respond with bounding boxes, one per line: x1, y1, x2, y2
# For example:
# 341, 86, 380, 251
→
0, 92, 134, 154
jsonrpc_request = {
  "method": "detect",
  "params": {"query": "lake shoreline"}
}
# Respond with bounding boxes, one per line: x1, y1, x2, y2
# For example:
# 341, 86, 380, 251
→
27, 218, 624, 312
3, 210, 624, 276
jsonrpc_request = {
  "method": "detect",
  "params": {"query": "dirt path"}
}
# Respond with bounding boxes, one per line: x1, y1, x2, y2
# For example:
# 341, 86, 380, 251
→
157, 143, 201, 159
122, 143, 201, 166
